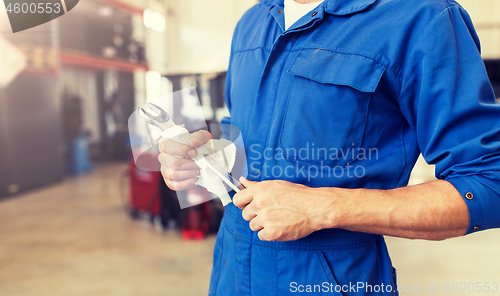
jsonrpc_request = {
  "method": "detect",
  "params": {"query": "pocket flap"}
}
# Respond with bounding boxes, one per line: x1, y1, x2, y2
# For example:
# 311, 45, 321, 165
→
288, 49, 387, 93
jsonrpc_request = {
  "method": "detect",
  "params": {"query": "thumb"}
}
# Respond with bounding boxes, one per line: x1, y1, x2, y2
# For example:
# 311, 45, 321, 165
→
187, 130, 212, 148
239, 177, 257, 188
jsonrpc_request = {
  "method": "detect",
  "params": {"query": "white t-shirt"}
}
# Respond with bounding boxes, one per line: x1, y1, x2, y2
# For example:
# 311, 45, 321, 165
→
284, 0, 325, 30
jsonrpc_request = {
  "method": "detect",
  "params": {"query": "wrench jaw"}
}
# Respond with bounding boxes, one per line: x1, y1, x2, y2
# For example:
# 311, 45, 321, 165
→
138, 107, 166, 132
137, 107, 160, 149
141, 102, 171, 123
137, 102, 175, 149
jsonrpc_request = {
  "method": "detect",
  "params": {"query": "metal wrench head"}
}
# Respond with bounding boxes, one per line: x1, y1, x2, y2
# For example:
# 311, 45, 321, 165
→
141, 102, 170, 122
138, 102, 171, 131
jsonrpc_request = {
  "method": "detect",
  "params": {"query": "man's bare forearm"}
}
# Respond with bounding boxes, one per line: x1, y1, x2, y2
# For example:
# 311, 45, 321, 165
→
317, 180, 469, 241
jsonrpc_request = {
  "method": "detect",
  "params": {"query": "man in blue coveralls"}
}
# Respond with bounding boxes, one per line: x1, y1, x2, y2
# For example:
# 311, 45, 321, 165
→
159, 0, 500, 295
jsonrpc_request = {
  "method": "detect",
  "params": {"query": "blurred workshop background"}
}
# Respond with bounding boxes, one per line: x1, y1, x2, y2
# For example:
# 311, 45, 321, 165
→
0, 1, 499, 296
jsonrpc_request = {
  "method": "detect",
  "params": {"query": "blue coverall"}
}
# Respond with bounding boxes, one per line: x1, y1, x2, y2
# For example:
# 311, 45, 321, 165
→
209, 0, 500, 295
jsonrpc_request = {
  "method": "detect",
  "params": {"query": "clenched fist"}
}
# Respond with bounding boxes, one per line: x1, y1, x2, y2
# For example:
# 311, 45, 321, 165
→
233, 178, 334, 242
158, 130, 212, 191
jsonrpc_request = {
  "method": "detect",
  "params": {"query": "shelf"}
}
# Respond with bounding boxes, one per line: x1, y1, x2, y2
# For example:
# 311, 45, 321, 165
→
59, 50, 148, 72
21, 67, 59, 77
94, 0, 144, 16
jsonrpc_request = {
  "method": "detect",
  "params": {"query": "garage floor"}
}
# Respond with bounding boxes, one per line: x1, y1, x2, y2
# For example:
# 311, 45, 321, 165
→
0, 162, 499, 296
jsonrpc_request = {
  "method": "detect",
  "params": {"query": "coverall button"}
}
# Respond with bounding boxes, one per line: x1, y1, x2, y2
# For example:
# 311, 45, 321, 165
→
473, 226, 480, 231
465, 192, 474, 200
311, 11, 318, 17
277, 9, 283, 14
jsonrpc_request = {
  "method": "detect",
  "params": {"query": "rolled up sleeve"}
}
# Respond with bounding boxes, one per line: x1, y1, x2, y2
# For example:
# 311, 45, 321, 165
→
398, 6, 500, 235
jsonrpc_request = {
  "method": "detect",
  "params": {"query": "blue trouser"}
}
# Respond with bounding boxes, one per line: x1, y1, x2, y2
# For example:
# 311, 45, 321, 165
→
208, 203, 398, 296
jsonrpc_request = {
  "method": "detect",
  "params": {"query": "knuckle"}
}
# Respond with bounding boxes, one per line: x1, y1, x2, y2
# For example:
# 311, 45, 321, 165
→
166, 157, 181, 168
268, 229, 278, 240
200, 130, 211, 142
165, 180, 176, 190
170, 170, 179, 180
233, 193, 245, 207
253, 184, 266, 194
162, 138, 174, 153
193, 131, 203, 139
171, 181, 182, 191
249, 220, 257, 231
165, 141, 189, 158
161, 169, 172, 180
242, 209, 250, 221
261, 230, 272, 241
157, 152, 165, 164
254, 198, 264, 209
164, 155, 173, 165
232, 196, 240, 207
189, 130, 211, 146
176, 146, 190, 158
258, 211, 268, 221
160, 139, 166, 153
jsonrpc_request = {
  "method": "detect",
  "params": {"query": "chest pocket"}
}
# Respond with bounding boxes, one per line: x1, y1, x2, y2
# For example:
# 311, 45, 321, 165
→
279, 49, 387, 167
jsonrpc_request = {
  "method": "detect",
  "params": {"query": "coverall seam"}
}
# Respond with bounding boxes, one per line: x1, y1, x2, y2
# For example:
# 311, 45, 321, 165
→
236, 46, 402, 80
395, 121, 408, 188
248, 244, 253, 295
297, 47, 402, 80
260, 44, 291, 183
233, 233, 378, 250
347, 91, 374, 166
275, 248, 278, 296
233, 40, 402, 80
233, 47, 272, 54
213, 230, 224, 296
375, 236, 394, 296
